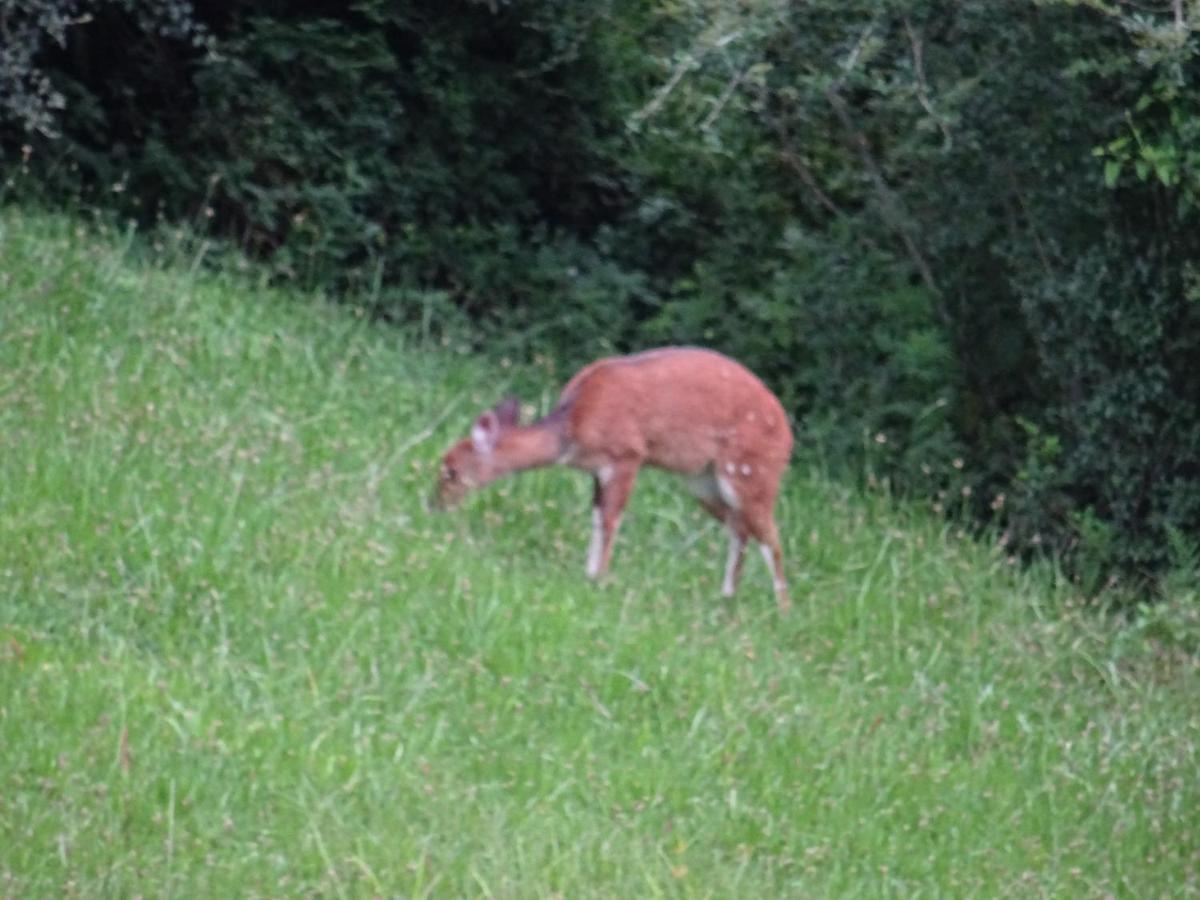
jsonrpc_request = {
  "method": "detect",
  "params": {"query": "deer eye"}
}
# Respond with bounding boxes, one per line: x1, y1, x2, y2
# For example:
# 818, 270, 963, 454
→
442, 464, 457, 482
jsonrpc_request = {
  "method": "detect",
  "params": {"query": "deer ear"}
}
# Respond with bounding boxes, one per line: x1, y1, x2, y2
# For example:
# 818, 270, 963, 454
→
471, 410, 500, 454
495, 395, 521, 428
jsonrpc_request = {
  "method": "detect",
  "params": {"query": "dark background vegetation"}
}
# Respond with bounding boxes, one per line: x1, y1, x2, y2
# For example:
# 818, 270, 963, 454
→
4, 0, 1199, 596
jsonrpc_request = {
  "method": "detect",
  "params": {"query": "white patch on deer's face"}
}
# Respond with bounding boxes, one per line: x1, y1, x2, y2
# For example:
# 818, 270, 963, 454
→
717, 475, 739, 510
470, 415, 500, 455
470, 424, 488, 452
740, 463, 752, 476
586, 507, 604, 578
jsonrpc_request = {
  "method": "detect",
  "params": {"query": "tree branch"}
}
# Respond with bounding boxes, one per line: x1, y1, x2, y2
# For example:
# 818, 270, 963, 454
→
904, 18, 952, 151
824, 85, 946, 317
700, 64, 747, 131
631, 52, 701, 126
777, 148, 844, 218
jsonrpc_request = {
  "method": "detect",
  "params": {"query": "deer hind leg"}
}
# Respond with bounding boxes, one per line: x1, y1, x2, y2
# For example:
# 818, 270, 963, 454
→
586, 462, 639, 580
722, 524, 749, 598
695, 497, 748, 599
750, 514, 790, 616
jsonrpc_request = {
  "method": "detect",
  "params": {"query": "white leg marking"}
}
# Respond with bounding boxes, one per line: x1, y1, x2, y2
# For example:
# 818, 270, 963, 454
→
760, 543, 785, 591
716, 475, 740, 510
722, 529, 745, 598
596, 464, 614, 486
586, 507, 604, 578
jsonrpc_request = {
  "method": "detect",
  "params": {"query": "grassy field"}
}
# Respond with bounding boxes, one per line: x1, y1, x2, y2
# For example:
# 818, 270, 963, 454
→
1, 207, 1197, 897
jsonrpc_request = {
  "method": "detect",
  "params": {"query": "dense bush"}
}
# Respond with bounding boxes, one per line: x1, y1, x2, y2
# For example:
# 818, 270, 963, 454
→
5, 0, 1200, 592
624, 0, 1200, 589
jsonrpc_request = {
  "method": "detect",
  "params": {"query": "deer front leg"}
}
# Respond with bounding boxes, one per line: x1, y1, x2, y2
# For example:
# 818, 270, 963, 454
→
586, 503, 605, 579
585, 462, 638, 581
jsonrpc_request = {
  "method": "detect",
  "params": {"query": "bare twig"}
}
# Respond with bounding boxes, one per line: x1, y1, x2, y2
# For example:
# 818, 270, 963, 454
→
778, 148, 845, 218
701, 64, 748, 131
632, 22, 744, 128
825, 85, 947, 320
516, 4, 609, 79
1007, 170, 1054, 278
839, 21, 878, 77
631, 52, 701, 126
904, 18, 953, 150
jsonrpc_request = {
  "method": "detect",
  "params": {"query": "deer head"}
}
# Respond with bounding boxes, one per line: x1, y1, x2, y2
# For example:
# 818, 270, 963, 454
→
432, 396, 521, 509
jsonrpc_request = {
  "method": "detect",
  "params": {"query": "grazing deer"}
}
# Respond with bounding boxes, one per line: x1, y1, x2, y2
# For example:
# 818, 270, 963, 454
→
432, 347, 794, 613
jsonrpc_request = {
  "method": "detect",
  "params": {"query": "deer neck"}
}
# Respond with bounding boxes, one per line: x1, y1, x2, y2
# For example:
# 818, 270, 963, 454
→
492, 421, 567, 475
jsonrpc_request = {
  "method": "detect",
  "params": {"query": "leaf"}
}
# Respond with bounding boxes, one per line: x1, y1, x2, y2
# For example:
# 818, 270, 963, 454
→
1104, 160, 1122, 187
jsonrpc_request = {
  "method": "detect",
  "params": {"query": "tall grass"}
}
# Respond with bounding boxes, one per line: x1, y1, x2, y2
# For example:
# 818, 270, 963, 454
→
1, 207, 1197, 897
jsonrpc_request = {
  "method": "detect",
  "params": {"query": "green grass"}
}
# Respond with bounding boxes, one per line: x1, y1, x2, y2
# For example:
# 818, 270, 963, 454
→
1, 206, 1197, 898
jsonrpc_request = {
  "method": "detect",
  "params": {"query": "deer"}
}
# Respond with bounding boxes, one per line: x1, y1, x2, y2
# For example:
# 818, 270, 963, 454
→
431, 347, 794, 614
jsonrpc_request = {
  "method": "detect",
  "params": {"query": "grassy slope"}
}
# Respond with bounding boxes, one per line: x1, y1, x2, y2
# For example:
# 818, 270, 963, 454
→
1, 208, 1196, 898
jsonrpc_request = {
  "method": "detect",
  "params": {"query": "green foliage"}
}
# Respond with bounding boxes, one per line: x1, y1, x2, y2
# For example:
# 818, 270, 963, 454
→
0, 0, 206, 140
1003, 234, 1200, 586
1083, 4, 1200, 212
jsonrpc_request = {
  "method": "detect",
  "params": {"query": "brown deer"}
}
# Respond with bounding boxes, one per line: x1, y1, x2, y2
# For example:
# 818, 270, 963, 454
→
432, 347, 793, 613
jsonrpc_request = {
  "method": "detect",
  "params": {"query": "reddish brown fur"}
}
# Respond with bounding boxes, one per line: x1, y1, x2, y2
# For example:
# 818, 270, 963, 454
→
433, 347, 794, 613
